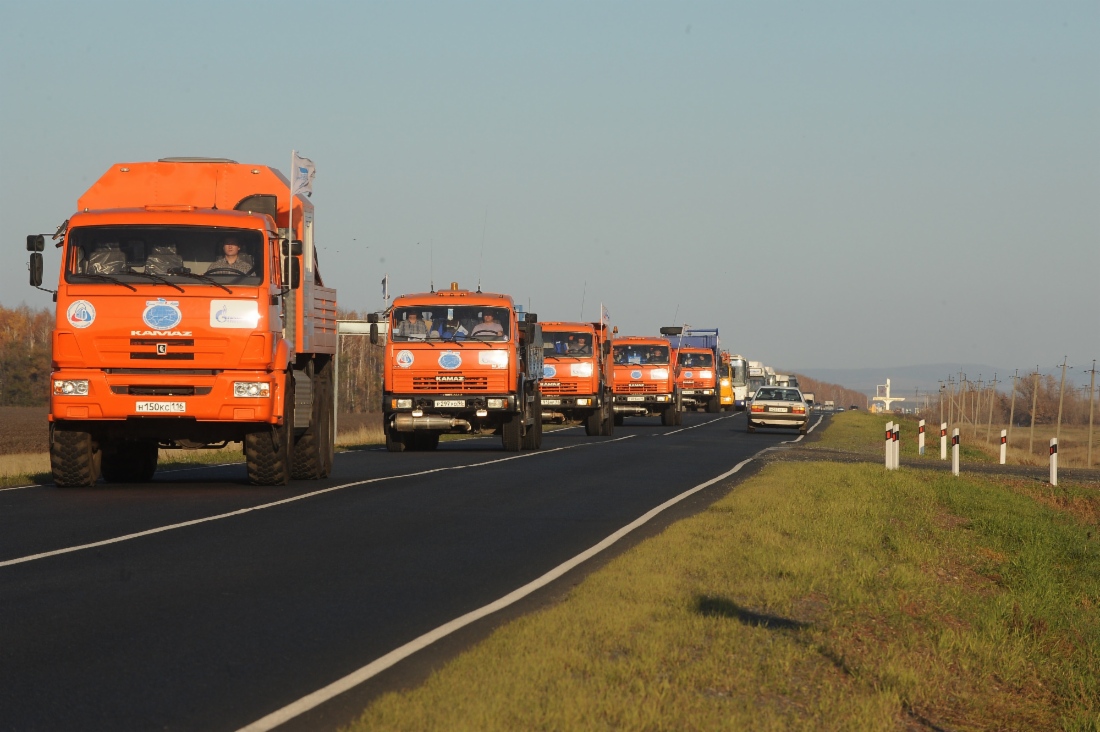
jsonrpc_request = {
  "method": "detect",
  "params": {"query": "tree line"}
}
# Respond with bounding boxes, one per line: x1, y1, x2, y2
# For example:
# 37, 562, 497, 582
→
791, 373, 868, 410
0, 304, 53, 406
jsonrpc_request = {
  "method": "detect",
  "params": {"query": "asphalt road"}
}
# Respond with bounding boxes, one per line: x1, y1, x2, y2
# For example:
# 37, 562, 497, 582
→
0, 410, 821, 732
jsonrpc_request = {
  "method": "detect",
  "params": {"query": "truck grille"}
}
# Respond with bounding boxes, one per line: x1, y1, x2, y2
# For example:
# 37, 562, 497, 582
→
110, 385, 213, 396
412, 375, 489, 391
541, 381, 579, 395
614, 383, 659, 393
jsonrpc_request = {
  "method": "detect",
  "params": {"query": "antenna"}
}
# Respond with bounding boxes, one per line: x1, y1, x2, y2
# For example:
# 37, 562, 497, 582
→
477, 209, 487, 293
579, 280, 587, 320
430, 241, 435, 293
672, 303, 679, 324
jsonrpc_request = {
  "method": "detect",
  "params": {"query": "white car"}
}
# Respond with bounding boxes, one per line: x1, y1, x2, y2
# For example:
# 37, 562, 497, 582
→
747, 387, 809, 434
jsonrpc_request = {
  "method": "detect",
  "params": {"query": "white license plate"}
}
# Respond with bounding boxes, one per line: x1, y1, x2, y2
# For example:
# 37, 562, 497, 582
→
136, 401, 186, 413
541, 399, 562, 406
626, 396, 645, 402
768, 406, 789, 413
434, 399, 465, 408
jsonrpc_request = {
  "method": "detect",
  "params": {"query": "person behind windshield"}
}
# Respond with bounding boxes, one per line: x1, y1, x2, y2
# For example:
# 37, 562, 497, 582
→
568, 336, 590, 355
433, 315, 467, 340
470, 312, 504, 338
397, 311, 429, 338
206, 236, 254, 275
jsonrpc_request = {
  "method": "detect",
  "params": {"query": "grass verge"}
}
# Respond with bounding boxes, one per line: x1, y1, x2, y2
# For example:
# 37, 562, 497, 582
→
347, 462, 1100, 730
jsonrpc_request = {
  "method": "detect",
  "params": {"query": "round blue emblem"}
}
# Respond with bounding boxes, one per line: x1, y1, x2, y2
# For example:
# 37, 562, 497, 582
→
143, 299, 182, 330
630, 369, 643, 380
543, 365, 557, 379
684, 371, 694, 379
438, 351, 462, 370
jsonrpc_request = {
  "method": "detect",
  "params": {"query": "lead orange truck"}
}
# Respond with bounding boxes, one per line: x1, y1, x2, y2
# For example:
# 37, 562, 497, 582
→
26, 157, 337, 486
371, 283, 544, 451
539, 320, 614, 435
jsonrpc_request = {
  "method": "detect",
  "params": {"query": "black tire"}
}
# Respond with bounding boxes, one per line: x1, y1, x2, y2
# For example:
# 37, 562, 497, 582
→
501, 412, 523, 451
420, 433, 440, 451
600, 403, 615, 436
614, 413, 624, 427
385, 423, 408, 453
50, 425, 101, 488
522, 405, 543, 450
584, 409, 601, 436
246, 372, 293, 485
706, 396, 720, 413
661, 406, 676, 426
101, 440, 159, 483
291, 361, 335, 479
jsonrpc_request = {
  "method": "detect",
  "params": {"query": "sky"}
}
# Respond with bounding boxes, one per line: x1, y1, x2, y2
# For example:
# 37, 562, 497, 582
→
2, 1, 1097, 374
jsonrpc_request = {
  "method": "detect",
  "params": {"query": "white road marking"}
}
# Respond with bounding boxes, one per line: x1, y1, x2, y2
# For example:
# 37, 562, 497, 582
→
235, 453, 761, 732
0, 436, 637, 569
0, 483, 42, 492
659, 413, 736, 435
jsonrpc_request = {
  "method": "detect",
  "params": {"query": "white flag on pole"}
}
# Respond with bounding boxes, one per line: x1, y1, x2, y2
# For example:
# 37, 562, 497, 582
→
291, 151, 316, 197
601, 303, 611, 324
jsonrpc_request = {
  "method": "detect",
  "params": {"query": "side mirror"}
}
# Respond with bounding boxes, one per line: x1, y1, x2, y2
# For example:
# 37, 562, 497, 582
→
281, 239, 303, 256
27, 235, 45, 252
524, 312, 537, 324
284, 257, 301, 289
367, 313, 379, 324
29, 253, 43, 287
369, 322, 379, 345
602, 340, 611, 357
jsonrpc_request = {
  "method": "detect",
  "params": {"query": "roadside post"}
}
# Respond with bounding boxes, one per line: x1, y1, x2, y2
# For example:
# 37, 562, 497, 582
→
1050, 438, 1058, 486
951, 428, 960, 476
894, 423, 900, 469
918, 419, 926, 456
940, 422, 947, 460
885, 422, 893, 470
999, 430, 1007, 465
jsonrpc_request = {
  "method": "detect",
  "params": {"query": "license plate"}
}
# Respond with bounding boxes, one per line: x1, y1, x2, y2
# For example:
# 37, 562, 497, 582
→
136, 401, 186, 413
768, 406, 788, 413
541, 399, 562, 406
627, 396, 645, 402
434, 399, 465, 408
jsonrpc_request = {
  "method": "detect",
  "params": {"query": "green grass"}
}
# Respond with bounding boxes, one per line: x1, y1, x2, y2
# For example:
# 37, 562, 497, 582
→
346, 460, 1100, 730
812, 410, 994, 463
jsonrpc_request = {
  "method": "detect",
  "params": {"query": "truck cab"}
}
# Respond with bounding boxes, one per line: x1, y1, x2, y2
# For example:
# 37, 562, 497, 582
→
611, 333, 681, 426
540, 321, 614, 436
672, 347, 719, 412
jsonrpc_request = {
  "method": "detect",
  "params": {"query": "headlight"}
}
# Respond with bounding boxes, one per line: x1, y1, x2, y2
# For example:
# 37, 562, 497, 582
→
233, 382, 270, 398
576, 398, 591, 406
720, 379, 730, 386
54, 379, 89, 396
699, 370, 714, 379
487, 398, 505, 409
570, 362, 593, 378
478, 350, 509, 368
650, 368, 669, 380
396, 398, 413, 409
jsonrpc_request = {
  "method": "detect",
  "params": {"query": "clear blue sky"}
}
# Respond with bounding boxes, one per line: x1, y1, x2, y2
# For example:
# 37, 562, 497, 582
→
2, 1, 1096, 372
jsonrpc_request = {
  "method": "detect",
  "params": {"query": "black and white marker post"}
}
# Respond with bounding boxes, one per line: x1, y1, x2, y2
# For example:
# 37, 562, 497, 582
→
894, 422, 900, 469
1050, 438, 1058, 486
952, 428, 960, 476
940, 422, 948, 461
918, 419, 926, 456
999, 429, 1007, 465
885, 422, 894, 470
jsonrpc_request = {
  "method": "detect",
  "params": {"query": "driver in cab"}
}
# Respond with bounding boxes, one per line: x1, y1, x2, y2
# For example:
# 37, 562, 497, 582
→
206, 236, 254, 275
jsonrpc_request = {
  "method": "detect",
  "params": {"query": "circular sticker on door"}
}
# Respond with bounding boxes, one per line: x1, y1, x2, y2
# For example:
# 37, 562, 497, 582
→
543, 364, 557, 379
438, 351, 462, 370
396, 350, 415, 368
66, 300, 96, 328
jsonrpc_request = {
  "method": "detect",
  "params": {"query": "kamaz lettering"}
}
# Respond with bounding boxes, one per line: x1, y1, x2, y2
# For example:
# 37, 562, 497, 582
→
130, 330, 192, 337
436, 375, 465, 382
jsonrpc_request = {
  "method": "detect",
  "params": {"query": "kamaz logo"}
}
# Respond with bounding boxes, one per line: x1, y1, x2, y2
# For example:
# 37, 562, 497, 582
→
628, 382, 644, 388
436, 375, 464, 382
131, 330, 192, 337
542, 382, 561, 387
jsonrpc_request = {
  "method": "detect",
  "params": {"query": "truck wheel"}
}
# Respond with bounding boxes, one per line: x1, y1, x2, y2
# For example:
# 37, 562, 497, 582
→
501, 412, 523, 451
584, 409, 601, 436
421, 433, 440, 451
102, 440, 159, 483
706, 396, 720, 413
246, 373, 293, 485
522, 407, 543, 449
614, 413, 624, 427
600, 403, 615, 436
291, 361, 335, 479
50, 425, 101, 488
661, 406, 676, 426
385, 424, 408, 453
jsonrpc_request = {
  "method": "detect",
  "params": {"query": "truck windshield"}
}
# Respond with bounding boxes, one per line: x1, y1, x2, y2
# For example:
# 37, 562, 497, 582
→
65, 226, 264, 286
677, 352, 714, 368
543, 331, 593, 357
391, 305, 510, 342
613, 344, 669, 365
731, 360, 747, 384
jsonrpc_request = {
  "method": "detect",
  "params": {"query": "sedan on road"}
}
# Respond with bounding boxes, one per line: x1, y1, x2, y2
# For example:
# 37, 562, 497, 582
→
747, 387, 809, 434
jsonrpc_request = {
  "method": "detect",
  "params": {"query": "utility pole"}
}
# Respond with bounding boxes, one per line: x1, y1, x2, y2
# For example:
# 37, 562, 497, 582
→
986, 373, 997, 444
1087, 360, 1096, 469
1056, 356, 1070, 442
1007, 369, 1018, 447
938, 381, 945, 426
1029, 366, 1039, 455
973, 374, 984, 427
947, 376, 955, 427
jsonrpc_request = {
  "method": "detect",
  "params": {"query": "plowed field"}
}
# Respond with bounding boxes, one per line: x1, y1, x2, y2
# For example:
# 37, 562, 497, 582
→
0, 407, 49, 455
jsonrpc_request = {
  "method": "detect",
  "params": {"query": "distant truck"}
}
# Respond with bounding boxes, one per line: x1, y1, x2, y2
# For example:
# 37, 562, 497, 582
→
802, 392, 816, 406
540, 321, 614, 435
27, 157, 337, 487
664, 327, 722, 412
372, 283, 544, 452
611, 330, 681, 426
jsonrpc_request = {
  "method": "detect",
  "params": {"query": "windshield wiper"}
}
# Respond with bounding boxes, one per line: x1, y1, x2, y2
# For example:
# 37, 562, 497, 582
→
68, 273, 137, 291
123, 270, 185, 293
167, 268, 233, 293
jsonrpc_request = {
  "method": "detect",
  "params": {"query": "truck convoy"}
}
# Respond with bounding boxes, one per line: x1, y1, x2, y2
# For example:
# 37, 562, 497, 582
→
26, 157, 337, 487
539, 321, 614, 435
372, 283, 544, 451
664, 327, 722, 413
611, 329, 682, 426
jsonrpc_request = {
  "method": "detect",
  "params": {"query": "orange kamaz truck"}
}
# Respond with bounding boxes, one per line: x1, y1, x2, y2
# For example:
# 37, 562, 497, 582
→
539, 321, 614, 435
370, 283, 544, 451
26, 157, 337, 486
610, 329, 682, 426
672, 347, 720, 413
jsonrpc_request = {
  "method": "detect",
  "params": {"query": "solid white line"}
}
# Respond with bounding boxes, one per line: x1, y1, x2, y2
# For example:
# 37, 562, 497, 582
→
0, 436, 637, 569
235, 454, 759, 732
